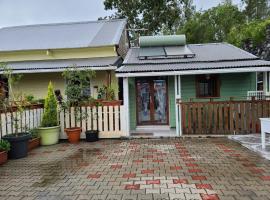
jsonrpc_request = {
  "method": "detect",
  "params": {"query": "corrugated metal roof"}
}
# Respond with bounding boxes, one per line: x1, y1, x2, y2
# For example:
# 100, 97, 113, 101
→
123, 43, 258, 65
117, 59, 270, 73
0, 19, 127, 52
117, 42, 270, 74
1, 57, 121, 73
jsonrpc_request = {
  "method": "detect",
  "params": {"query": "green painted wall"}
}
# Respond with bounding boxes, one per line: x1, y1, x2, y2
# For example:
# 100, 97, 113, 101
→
168, 76, 176, 128
181, 72, 257, 101
128, 73, 256, 130
129, 78, 137, 130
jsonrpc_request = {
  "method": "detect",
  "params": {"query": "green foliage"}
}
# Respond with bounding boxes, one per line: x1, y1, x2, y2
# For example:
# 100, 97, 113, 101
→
24, 94, 35, 103
97, 85, 116, 101
242, 0, 269, 21
227, 19, 270, 47
62, 67, 95, 123
0, 140, 11, 152
103, 0, 195, 37
0, 63, 28, 135
179, 3, 245, 43
29, 128, 39, 139
41, 82, 58, 127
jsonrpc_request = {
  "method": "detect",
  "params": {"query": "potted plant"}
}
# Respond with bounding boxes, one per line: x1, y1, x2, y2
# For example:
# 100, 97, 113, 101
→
0, 140, 10, 165
1, 64, 31, 159
62, 67, 95, 143
38, 82, 60, 146
28, 128, 40, 151
97, 84, 121, 106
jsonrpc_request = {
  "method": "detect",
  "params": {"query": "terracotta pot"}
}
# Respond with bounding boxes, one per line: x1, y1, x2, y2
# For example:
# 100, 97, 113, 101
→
0, 151, 8, 165
28, 138, 40, 151
65, 127, 82, 144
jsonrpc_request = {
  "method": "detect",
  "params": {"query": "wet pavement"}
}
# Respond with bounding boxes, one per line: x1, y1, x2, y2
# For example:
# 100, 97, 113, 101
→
229, 134, 270, 160
0, 138, 270, 200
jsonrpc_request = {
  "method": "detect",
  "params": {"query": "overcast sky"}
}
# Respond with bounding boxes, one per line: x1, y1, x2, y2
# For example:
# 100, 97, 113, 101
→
0, 0, 242, 28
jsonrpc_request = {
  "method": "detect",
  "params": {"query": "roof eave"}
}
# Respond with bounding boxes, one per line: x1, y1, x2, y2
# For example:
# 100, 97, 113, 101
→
116, 66, 270, 77
0, 65, 117, 74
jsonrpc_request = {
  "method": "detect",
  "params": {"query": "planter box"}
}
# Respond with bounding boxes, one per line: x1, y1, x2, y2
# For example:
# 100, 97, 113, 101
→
28, 138, 40, 151
0, 151, 8, 165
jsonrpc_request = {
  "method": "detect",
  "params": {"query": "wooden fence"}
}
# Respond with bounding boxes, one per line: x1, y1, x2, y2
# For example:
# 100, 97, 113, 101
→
179, 99, 270, 135
0, 104, 127, 139
59, 105, 126, 138
0, 104, 44, 138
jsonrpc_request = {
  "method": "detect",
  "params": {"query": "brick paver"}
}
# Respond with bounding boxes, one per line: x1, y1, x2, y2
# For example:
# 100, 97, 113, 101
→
0, 138, 270, 200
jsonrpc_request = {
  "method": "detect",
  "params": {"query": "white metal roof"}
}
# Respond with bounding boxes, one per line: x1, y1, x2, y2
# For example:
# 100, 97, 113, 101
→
0, 19, 127, 52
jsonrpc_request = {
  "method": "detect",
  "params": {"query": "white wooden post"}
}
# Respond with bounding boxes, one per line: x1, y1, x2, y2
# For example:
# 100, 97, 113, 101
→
175, 75, 182, 136
123, 77, 130, 136
262, 72, 270, 99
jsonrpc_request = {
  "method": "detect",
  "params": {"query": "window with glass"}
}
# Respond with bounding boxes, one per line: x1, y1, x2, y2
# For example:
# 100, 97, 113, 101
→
196, 75, 219, 98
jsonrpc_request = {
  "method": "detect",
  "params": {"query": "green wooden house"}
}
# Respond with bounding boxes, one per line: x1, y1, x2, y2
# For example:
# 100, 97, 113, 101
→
116, 35, 270, 137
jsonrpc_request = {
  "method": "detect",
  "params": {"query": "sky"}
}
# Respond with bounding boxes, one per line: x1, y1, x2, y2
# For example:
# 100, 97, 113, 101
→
0, 0, 243, 28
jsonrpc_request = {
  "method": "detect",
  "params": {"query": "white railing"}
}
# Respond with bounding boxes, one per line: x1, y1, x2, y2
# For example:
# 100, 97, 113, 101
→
247, 91, 266, 100
0, 105, 44, 138
0, 104, 127, 139
60, 105, 127, 139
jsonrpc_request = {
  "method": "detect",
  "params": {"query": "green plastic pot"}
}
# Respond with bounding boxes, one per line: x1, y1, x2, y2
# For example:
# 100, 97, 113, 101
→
38, 126, 60, 146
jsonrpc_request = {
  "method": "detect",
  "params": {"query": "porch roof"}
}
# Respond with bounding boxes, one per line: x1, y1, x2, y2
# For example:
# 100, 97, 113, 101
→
1, 56, 122, 74
116, 43, 270, 77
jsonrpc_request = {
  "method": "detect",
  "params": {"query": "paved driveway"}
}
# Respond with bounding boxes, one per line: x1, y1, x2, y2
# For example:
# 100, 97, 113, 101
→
0, 138, 270, 200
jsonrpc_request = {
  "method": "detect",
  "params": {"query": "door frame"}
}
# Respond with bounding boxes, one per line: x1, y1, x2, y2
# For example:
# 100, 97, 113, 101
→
135, 76, 169, 126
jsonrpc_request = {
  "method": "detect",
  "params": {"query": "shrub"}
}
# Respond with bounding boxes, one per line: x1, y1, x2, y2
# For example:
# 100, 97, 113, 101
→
41, 82, 58, 127
29, 128, 39, 139
62, 67, 95, 124
0, 140, 11, 152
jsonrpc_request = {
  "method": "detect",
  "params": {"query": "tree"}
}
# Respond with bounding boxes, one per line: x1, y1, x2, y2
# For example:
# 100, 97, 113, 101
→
103, 0, 195, 36
242, 0, 269, 21
41, 82, 58, 127
227, 19, 270, 47
179, 3, 245, 43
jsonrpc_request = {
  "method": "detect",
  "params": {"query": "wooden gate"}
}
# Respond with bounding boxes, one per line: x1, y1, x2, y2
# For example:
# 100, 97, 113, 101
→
179, 100, 270, 135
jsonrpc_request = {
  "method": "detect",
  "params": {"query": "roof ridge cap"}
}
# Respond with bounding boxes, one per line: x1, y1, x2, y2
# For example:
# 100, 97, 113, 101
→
0, 18, 127, 30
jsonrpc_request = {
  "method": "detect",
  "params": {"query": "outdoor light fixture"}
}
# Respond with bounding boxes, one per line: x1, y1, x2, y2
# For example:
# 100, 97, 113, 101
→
205, 74, 211, 80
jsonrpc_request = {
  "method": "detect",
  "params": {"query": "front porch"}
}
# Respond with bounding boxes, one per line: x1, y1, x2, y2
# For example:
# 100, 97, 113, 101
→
121, 72, 270, 137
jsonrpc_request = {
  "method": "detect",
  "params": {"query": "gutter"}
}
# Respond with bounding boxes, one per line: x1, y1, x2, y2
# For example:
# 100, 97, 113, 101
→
0, 66, 117, 74
115, 66, 270, 77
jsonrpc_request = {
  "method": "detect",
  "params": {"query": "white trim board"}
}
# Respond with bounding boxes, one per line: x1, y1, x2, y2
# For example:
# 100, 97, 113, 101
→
116, 67, 270, 77
0, 66, 117, 74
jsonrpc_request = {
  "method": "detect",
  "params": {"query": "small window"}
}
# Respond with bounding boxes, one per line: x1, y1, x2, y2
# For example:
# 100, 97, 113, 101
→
196, 75, 219, 98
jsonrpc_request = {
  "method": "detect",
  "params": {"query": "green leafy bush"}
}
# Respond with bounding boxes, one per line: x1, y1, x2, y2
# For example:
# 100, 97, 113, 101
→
29, 128, 39, 139
97, 85, 116, 101
62, 67, 95, 124
41, 82, 58, 127
0, 140, 11, 152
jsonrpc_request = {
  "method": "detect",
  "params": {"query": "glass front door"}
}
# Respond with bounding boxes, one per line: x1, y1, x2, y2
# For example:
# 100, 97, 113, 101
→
136, 77, 168, 125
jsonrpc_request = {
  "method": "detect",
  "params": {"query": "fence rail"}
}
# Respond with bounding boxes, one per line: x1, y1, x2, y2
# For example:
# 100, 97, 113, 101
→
179, 100, 270, 135
60, 105, 126, 138
0, 104, 44, 138
0, 104, 126, 139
